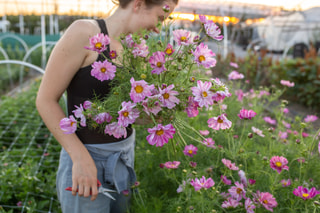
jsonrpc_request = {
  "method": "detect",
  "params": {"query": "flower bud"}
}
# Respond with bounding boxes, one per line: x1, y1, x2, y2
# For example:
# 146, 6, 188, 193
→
168, 16, 173, 20
192, 171, 197, 175
238, 148, 245, 153
189, 206, 194, 210
300, 122, 306, 128
263, 156, 268, 161
140, 74, 147, 79
268, 127, 274, 132
248, 133, 253, 138
295, 139, 301, 144
193, 35, 200, 43
143, 34, 149, 40
189, 76, 196, 82
162, 4, 170, 13
182, 169, 187, 173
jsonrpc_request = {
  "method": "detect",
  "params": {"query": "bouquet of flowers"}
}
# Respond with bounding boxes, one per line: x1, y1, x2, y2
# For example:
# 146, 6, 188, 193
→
60, 6, 232, 150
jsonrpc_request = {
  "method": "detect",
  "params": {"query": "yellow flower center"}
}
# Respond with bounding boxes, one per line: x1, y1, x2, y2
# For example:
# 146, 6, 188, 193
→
122, 111, 129, 117
166, 48, 172, 54
156, 129, 164, 136
275, 162, 282, 167
111, 52, 115, 57
163, 93, 170, 99
135, 85, 144, 93
180, 36, 187, 42
156, 62, 162, 68
188, 150, 193, 154
70, 121, 75, 126
199, 55, 206, 62
95, 42, 102, 49
100, 67, 106, 73
202, 91, 208, 97
217, 118, 224, 123
236, 188, 242, 194
263, 200, 268, 204
302, 193, 309, 198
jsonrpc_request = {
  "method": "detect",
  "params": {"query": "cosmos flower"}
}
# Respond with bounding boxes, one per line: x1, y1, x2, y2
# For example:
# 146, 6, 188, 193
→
146, 123, 176, 147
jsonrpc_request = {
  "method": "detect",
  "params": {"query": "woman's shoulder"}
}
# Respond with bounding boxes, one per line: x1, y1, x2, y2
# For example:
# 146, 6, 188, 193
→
63, 19, 101, 40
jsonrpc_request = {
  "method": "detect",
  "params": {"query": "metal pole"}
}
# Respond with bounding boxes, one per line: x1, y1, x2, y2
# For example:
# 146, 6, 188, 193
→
19, 14, 24, 34
2, 15, 7, 33
41, 0, 47, 69
220, 7, 228, 59
49, 14, 54, 35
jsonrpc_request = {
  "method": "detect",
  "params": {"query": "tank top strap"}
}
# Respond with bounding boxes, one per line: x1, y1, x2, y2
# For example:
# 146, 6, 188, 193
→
96, 19, 110, 59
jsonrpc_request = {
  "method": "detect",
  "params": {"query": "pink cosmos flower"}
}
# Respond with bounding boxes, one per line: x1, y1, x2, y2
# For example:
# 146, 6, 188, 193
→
221, 175, 232, 185
173, 29, 193, 45
142, 97, 162, 116
264, 116, 277, 125
191, 80, 213, 108
278, 131, 288, 139
302, 132, 309, 138
280, 179, 291, 187
199, 130, 209, 136
149, 51, 167, 74
60, 115, 77, 134
280, 80, 294, 87
249, 179, 256, 185
164, 161, 180, 169
238, 109, 256, 120
252, 126, 265, 137
228, 181, 246, 201
91, 60, 116, 81
202, 138, 216, 148
85, 33, 110, 53
159, 84, 180, 109
282, 108, 289, 114
192, 43, 216, 68
304, 115, 318, 123
124, 34, 134, 48
132, 39, 149, 58
72, 104, 86, 127
270, 156, 289, 174
183, 144, 198, 157
117, 101, 140, 127
104, 122, 127, 138
94, 112, 112, 124
238, 170, 248, 188
221, 197, 241, 208
109, 50, 117, 59
245, 198, 256, 213
130, 77, 155, 103
177, 181, 186, 193
189, 161, 197, 168
164, 43, 175, 56
229, 62, 239, 68
208, 114, 232, 130
254, 191, 278, 212
185, 96, 200, 117
199, 15, 223, 41
235, 89, 244, 102
83, 100, 92, 110
222, 158, 239, 170
190, 176, 215, 191
282, 121, 291, 129
228, 71, 244, 80
146, 123, 176, 147
220, 104, 227, 110
293, 186, 320, 200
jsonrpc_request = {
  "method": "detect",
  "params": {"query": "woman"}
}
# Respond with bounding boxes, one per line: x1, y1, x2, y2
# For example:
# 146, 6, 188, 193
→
36, 0, 178, 212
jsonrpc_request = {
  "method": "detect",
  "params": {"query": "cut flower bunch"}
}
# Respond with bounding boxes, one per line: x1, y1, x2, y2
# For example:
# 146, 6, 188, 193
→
60, 7, 230, 149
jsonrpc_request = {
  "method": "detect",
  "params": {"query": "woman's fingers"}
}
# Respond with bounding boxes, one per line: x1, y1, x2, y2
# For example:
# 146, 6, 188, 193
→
90, 183, 99, 201
71, 178, 99, 200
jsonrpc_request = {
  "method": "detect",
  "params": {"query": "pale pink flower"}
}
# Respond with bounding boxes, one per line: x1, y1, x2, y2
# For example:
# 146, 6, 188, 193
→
164, 43, 175, 56
192, 43, 216, 68
104, 122, 127, 139
293, 186, 320, 200
146, 123, 176, 147
264, 116, 277, 125
221, 175, 232, 185
130, 77, 155, 103
280, 80, 294, 87
183, 144, 198, 157
252, 126, 265, 137
228, 181, 246, 201
229, 62, 239, 68
142, 97, 162, 116
173, 29, 193, 45
132, 39, 149, 58
220, 104, 227, 110
164, 161, 180, 169
270, 156, 289, 174
94, 112, 112, 124
72, 104, 86, 127
60, 115, 77, 134
159, 84, 180, 109
83, 100, 92, 110
202, 138, 216, 148
199, 15, 223, 41
245, 198, 256, 213
149, 51, 167, 74
238, 170, 248, 188
185, 96, 200, 117
228, 71, 244, 80
208, 114, 232, 130
190, 176, 215, 191
117, 101, 140, 127
304, 115, 318, 123
254, 191, 278, 212
282, 108, 289, 114
278, 131, 288, 139
199, 130, 209, 136
221, 197, 241, 208
280, 179, 291, 187
282, 121, 291, 129
302, 132, 309, 138
177, 181, 186, 193
124, 34, 134, 48
222, 158, 239, 170
235, 89, 244, 102
85, 33, 110, 53
191, 80, 213, 108
91, 60, 116, 81
238, 109, 256, 120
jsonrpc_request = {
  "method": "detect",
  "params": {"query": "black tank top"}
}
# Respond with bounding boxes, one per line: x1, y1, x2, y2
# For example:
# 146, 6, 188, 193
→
67, 19, 133, 144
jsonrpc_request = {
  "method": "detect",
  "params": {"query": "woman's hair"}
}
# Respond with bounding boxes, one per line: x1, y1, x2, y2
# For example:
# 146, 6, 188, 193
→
112, 0, 178, 9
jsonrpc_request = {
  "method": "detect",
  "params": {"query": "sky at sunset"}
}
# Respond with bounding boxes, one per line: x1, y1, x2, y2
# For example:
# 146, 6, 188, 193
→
0, 0, 320, 15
